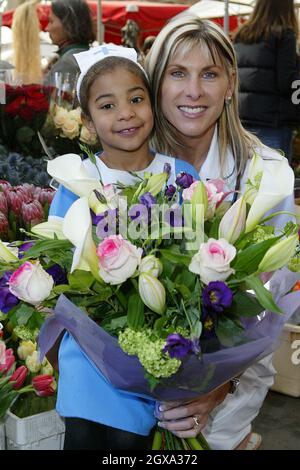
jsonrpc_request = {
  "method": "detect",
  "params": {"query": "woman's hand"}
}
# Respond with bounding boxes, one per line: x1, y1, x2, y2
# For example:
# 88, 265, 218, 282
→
156, 382, 230, 438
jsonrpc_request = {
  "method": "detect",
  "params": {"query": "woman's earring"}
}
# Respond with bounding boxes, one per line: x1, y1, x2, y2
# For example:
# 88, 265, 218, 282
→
225, 96, 232, 106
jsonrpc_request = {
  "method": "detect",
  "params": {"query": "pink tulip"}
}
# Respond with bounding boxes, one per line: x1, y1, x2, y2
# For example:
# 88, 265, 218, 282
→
9, 365, 28, 389
0, 348, 15, 374
32, 374, 55, 397
36, 188, 55, 206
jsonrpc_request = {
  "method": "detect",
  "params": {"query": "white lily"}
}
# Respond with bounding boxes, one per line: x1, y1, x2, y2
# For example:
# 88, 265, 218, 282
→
0, 240, 18, 262
63, 197, 101, 281
139, 272, 166, 315
219, 196, 246, 243
258, 233, 299, 273
31, 219, 67, 239
47, 154, 102, 198
245, 153, 294, 233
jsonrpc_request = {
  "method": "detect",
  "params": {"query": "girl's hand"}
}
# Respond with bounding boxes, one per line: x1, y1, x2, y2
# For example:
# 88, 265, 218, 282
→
156, 382, 230, 438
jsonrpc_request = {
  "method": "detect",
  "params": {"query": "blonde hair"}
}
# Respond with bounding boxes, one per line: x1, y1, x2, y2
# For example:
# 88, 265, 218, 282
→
145, 13, 261, 181
12, 0, 42, 84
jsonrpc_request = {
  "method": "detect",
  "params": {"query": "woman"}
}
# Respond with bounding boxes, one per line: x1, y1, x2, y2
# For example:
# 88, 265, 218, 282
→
233, 0, 300, 162
12, 0, 42, 84
145, 13, 295, 450
43, 0, 95, 89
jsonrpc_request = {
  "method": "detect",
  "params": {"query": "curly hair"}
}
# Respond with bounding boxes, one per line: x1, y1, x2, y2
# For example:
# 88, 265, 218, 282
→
51, 0, 95, 45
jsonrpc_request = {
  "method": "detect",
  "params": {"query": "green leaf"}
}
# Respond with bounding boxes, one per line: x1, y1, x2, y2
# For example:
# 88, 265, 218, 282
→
9, 303, 36, 328
16, 126, 35, 144
216, 317, 244, 347
68, 270, 95, 290
160, 246, 191, 266
230, 290, 266, 317
232, 237, 280, 275
127, 293, 144, 330
245, 276, 282, 314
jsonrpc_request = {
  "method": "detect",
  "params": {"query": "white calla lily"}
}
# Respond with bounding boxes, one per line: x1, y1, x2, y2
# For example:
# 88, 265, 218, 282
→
245, 153, 294, 233
63, 197, 102, 281
47, 154, 102, 198
0, 240, 18, 262
219, 196, 246, 243
31, 219, 67, 239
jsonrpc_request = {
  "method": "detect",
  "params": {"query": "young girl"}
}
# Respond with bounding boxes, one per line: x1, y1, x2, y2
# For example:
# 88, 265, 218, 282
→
48, 44, 199, 450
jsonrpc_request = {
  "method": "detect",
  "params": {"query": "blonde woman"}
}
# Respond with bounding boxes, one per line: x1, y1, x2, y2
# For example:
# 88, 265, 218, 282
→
145, 13, 295, 450
12, 0, 42, 84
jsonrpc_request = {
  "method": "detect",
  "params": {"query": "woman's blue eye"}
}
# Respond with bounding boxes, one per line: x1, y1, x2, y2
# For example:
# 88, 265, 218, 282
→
171, 70, 185, 78
203, 71, 217, 79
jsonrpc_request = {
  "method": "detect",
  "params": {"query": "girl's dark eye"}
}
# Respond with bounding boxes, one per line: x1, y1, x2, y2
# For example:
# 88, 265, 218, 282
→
131, 96, 143, 104
100, 103, 114, 110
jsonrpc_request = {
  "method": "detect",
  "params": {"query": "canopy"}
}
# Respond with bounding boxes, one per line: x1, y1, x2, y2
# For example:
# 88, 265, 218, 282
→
2, 0, 253, 45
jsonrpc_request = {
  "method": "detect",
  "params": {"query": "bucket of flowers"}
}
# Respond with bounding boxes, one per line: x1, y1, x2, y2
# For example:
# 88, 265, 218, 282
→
1, 151, 300, 450
0, 84, 50, 157
0, 181, 55, 242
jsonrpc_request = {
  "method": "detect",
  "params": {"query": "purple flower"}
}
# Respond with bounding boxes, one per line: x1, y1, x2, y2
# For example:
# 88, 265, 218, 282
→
139, 192, 156, 208
202, 281, 233, 314
18, 241, 34, 259
46, 264, 68, 285
175, 172, 194, 189
0, 272, 19, 313
165, 184, 176, 200
163, 333, 193, 359
0, 287, 19, 313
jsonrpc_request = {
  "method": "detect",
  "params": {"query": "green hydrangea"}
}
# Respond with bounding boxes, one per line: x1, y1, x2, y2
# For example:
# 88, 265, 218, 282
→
288, 253, 300, 272
13, 325, 39, 341
251, 226, 275, 243
118, 327, 181, 378
138, 339, 181, 378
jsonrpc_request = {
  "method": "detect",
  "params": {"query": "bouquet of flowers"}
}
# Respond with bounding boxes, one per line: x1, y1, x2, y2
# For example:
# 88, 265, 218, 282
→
1, 152, 300, 449
41, 103, 99, 156
0, 181, 55, 242
0, 84, 50, 157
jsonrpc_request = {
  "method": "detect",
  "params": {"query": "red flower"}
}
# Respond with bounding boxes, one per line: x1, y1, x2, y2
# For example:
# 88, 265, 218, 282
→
19, 106, 35, 121
9, 365, 28, 390
21, 199, 44, 225
0, 192, 8, 216
36, 187, 55, 206
5, 96, 25, 116
0, 181, 11, 194
0, 211, 8, 237
6, 188, 27, 217
32, 374, 55, 397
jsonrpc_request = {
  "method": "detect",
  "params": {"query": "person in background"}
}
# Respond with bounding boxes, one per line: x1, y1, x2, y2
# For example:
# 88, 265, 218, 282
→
141, 36, 156, 59
43, 0, 95, 89
145, 12, 295, 451
233, 0, 300, 163
12, 0, 42, 84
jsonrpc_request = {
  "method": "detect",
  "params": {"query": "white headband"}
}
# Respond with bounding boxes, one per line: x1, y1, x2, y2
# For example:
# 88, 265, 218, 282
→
74, 44, 147, 104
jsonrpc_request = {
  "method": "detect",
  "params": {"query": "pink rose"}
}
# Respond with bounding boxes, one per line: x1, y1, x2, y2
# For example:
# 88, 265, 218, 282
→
189, 238, 236, 284
97, 235, 142, 285
9, 261, 54, 305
